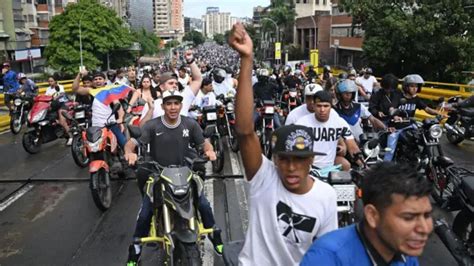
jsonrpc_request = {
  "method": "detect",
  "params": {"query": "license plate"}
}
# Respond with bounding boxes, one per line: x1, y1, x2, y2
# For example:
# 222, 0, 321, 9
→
333, 184, 356, 202
264, 107, 274, 114
206, 112, 217, 121
75, 111, 85, 119
289, 91, 297, 97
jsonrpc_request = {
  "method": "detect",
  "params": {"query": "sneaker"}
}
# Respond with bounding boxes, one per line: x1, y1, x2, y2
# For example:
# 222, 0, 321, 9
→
66, 138, 73, 146
126, 244, 141, 266
209, 230, 224, 256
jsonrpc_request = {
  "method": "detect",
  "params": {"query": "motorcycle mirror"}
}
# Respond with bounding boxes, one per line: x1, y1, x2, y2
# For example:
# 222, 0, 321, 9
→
61, 111, 73, 120
128, 125, 142, 139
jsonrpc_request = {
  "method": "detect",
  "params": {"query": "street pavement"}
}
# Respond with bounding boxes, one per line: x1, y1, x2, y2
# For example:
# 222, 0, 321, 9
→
0, 129, 472, 265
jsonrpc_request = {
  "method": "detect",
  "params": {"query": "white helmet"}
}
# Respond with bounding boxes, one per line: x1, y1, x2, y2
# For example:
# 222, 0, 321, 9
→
304, 83, 323, 97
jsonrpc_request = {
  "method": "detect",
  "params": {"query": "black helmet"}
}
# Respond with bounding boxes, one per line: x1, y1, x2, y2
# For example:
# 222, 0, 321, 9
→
212, 68, 226, 84
338, 72, 348, 80
402, 74, 424, 93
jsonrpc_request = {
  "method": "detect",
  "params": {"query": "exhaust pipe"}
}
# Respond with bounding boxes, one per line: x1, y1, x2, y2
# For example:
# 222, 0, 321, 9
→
434, 219, 473, 266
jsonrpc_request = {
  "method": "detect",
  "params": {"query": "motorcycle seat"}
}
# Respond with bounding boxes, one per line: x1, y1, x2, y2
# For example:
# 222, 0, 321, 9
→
433, 156, 454, 168
34, 95, 53, 102
461, 176, 474, 204
460, 107, 474, 117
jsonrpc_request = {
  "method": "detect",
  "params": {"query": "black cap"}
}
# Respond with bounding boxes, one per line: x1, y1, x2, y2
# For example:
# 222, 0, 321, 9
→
271, 125, 326, 157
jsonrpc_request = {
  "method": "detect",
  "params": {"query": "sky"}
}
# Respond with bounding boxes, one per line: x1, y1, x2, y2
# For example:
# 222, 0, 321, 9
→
184, 0, 271, 19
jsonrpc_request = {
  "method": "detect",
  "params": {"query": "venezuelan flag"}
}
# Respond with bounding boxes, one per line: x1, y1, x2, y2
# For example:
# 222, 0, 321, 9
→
92, 84, 133, 105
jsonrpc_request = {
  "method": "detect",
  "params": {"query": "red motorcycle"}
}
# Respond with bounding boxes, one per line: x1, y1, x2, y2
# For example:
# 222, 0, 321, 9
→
22, 94, 74, 154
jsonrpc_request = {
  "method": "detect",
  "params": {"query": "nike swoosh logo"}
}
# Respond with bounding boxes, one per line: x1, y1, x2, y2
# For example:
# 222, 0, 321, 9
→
156, 132, 163, 137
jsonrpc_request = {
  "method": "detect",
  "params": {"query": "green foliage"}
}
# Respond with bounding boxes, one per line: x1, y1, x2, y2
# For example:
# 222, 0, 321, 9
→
183, 30, 205, 46
45, 0, 132, 75
165, 39, 180, 49
132, 28, 160, 56
265, 0, 297, 43
213, 33, 226, 45
341, 0, 474, 82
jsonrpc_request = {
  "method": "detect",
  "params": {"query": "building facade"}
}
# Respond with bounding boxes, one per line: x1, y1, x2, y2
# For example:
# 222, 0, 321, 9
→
129, 0, 153, 32
153, 0, 184, 40
202, 11, 231, 38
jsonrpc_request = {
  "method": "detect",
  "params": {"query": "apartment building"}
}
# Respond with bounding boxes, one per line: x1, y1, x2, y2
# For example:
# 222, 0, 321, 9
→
153, 0, 184, 40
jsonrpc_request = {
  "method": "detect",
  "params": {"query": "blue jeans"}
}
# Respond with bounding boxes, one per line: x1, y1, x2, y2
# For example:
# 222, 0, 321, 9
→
133, 194, 216, 239
109, 124, 126, 148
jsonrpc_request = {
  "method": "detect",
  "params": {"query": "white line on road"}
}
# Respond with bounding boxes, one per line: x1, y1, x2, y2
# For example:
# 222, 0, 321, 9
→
229, 150, 242, 175
0, 184, 34, 212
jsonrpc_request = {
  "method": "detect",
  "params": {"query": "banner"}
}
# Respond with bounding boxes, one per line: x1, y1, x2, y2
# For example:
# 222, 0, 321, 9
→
275, 42, 281, 60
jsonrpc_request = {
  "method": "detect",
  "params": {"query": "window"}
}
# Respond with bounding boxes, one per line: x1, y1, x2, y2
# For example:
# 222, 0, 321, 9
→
331, 27, 349, 37
323, 0, 326, 4
316, 0, 319, 4
27, 0, 32, 3
28, 15, 34, 22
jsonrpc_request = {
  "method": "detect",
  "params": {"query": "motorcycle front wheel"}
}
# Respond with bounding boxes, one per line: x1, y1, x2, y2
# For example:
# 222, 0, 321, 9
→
446, 130, 464, 145
22, 131, 41, 154
263, 130, 272, 159
71, 135, 89, 168
10, 114, 22, 134
90, 169, 112, 211
229, 127, 239, 152
173, 241, 201, 266
212, 137, 224, 173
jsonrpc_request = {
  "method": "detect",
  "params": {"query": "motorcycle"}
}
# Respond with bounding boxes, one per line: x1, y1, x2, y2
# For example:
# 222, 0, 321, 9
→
201, 105, 225, 173
256, 100, 276, 158
444, 96, 474, 145
434, 166, 474, 265
8, 91, 34, 134
280, 87, 301, 117
22, 94, 74, 154
129, 124, 218, 265
62, 104, 92, 168
82, 104, 125, 211
218, 94, 239, 153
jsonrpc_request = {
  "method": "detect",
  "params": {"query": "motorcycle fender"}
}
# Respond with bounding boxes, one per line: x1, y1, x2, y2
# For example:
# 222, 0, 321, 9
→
173, 229, 198, 244
203, 124, 217, 138
89, 160, 109, 173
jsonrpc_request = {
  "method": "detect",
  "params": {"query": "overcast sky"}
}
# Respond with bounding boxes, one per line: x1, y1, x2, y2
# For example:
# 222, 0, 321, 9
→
184, 0, 271, 18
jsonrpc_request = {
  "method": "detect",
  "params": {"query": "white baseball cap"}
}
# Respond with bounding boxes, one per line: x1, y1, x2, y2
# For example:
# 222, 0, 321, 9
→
304, 83, 323, 96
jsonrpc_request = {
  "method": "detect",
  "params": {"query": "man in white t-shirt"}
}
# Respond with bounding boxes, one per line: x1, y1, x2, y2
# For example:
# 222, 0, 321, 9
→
229, 23, 338, 266
296, 90, 364, 169
355, 68, 379, 97
139, 50, 202, 126
285, 83, 325, 125
177, 66, 190, 87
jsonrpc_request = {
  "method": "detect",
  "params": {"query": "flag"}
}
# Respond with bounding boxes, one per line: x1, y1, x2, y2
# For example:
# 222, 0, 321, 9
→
92, 84, 133, 105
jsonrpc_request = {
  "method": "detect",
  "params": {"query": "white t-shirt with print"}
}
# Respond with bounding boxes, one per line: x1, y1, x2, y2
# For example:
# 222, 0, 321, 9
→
295, 112, 354, 168
178, 74, 190, 87
91, 98, 115, 127
239, 155, 338, 266
356, 75, 377, 94
140, 86, 196, 120
45, 84, 64, 96
285, 105, 339, 125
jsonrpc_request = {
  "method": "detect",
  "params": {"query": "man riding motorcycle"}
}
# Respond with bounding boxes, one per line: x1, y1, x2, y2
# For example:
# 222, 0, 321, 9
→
285, 83, 324, 125
124, 90, 224, 265
253, 68, 282, 129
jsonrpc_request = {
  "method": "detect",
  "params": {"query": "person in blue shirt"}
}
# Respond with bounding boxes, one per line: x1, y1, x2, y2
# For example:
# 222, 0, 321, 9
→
301, 162, 434, 266
17, 73, 38, 94
2, 62, 20, 111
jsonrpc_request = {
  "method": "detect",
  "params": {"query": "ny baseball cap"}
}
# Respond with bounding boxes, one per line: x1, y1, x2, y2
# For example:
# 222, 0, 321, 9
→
271, 125, 326, 157
162, 89, 183, 102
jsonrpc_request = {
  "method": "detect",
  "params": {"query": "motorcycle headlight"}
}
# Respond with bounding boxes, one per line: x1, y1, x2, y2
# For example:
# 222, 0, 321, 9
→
226, 102, 234, 112
429, 124, 443, 139
14, 99, 22, 106
87, 137, 103, 152
172, 184, 190, 196
264, 106, 274, 114
30, 109, 47, 123
363, 142, 380, 158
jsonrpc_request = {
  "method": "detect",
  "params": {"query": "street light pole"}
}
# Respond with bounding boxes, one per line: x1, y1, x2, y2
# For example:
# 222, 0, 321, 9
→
261, 17, 280, 64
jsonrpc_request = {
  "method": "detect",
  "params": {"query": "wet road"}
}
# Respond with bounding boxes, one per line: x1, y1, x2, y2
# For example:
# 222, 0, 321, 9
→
0, 129, 472, 265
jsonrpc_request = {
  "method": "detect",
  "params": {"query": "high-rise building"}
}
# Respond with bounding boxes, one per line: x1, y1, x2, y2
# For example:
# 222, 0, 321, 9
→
129, 0, 153, 32
206, 7, 219, 14
153, 0, 183, 40
202, 11, 231, 38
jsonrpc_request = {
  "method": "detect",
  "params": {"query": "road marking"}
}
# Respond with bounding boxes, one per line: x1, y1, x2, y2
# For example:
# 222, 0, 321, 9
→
202, 179, 215, 266
229, 150, 242, 175
0, 184, 34, 212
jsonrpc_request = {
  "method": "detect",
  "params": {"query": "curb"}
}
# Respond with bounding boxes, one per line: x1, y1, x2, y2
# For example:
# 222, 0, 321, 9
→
0, 115, 10, 132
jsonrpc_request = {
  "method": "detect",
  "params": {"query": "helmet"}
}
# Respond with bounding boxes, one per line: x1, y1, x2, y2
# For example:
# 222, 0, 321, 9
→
365, 67, 373, 74
259, 69, 269, 77
304, 83, 323, 97
294, 69, 302, 76
212, 68, 226, 84
348, 69, 357, 77
323, 65, 331, 72
336, 79, 357, 94
338, 72, 348, 80
284, 65, 292, 74
16, 72, 27, 80
402, 74, 424, 93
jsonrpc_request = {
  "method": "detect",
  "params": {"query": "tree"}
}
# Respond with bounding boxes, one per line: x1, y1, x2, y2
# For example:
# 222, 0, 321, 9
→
341, 0, 474, 82
165, 39, 180, 49
183, 30, 205, 46
266, 0, 297, 44
45, 0, 132, 75
213, 33, 226, 45
132, 28, 161, 56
